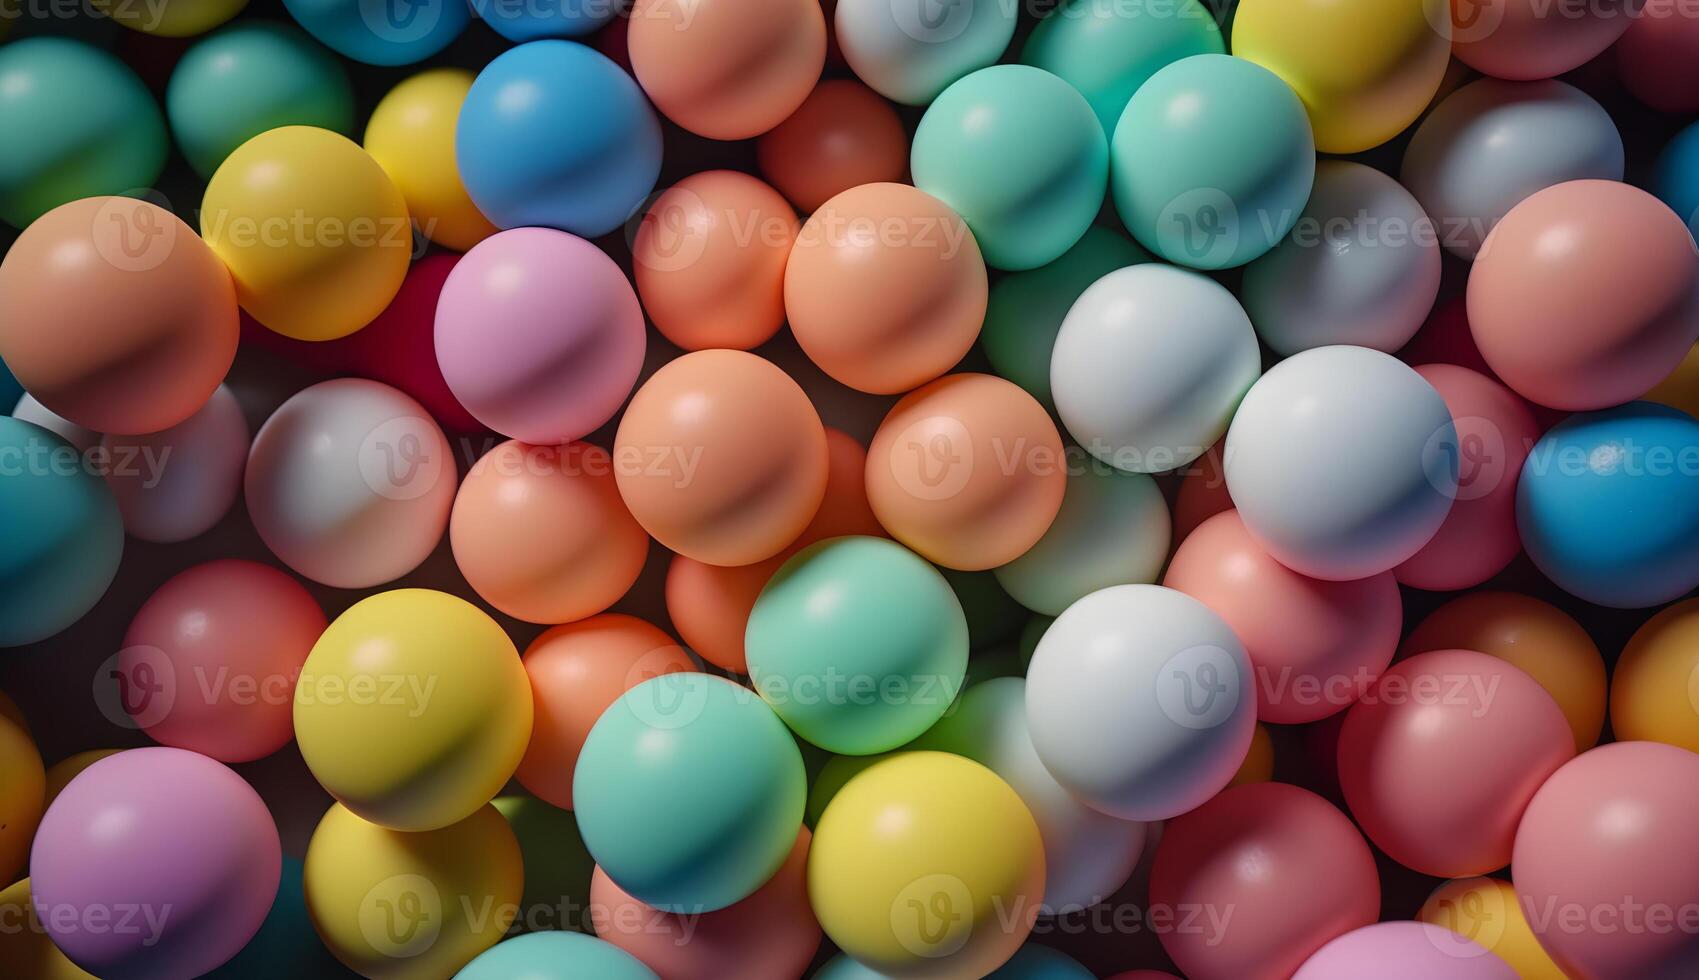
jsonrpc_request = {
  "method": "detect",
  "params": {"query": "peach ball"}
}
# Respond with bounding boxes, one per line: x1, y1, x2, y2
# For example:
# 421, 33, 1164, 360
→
616, 349, 828, 566
784, 182, 987, 394
866, 373, 1066, 571
450, 441, 649, 624
633, 170, 799, 351
756, 79, 909, 212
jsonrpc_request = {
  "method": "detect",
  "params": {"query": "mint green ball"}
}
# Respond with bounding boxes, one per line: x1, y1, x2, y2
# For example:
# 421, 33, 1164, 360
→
168, 22, 354, 178
747, 536, 969, 755
1023, 0, 1226, 135
911, 65, 1108, 271
491, 795, 596, 934
980, 226, 1150, 411
0, 37, 167, 229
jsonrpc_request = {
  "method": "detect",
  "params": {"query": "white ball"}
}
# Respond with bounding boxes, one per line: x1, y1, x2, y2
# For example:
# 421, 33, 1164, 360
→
834, 0, 1017, 105
13, 393, 100, 451
1025, 584, 1255, 822
1225, 346, 1457, 581
1242, 161, 1442, 355
103, 385, 249, 543
1052, 264, 1260, 474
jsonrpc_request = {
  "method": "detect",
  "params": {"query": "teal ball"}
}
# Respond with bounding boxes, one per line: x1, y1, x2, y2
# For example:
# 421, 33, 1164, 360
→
455, 932, 658, 980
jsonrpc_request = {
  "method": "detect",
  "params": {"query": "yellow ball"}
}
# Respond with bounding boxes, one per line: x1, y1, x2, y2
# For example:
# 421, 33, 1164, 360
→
294, 589, 533, 832
43, 749, 122, 809
90, 0, 246, 36
0, 714, 43, 887
1232, 0, 1451, 153
0, 689, 26, 733
1228, 722, 1275, 787
202, 126, 412, 341
303, 802, 522, 980
1647, 343, 1699, 421
1419, 877, 1567, 980
0, 879, 95, 979
364, 69, 500, 254
808, 751, 1044, 978
1611, 598, 1699, 754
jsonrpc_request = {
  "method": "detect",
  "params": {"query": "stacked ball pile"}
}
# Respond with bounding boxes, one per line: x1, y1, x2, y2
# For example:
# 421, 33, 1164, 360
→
2, 0, 1699, 977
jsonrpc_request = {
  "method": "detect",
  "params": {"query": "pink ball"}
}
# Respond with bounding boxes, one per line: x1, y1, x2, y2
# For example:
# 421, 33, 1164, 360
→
1514, 741, 1699, 978
1164, 510, 1401, 724
1618, 0, 1699, 113
339, 252, 482, 433
1150, 782, 1380, 980
1469, 180, 1699, 410
103, 384, 249, 543
1294, 922, 1516, 979
1394, 365, 1540, 591
1450, 0, 1635, 80
435, 228, 645, 445
118, 560, 326, 762
1338, 649, 1574, 877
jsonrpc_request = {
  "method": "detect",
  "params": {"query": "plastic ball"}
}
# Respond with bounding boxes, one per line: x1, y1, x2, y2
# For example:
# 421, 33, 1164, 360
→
30, 748, 280, 979
1654, 117, 1699, 243
755, 79, 908, 212
281, 0, 470, 65
1151, 783, 1379, 980
364, 68, 499, 252
0, 418, 123, 648
42, 751, 120, 810
515, 614, 698, 810
1165, 510, 1401, 724
1337, 649, 1574, 877
0, 878, 94, 980
1514, 741, 1699, 979
436, 227, 645, 444
747, 535, 969, 754
1620, 0, 1699, 113
450, 441, 649, 623
458, 932, 658, 980
1293, 922, 1515, 979
456, 40, 661, 236
911, 65, 1107, 271
627, 0, 824, 140
986, 946, 1096, 979
1647, 342, 1699, 420
833, 0, 1016, 105
615, 349, 828, 567
11, 394, 99, 452
1402, 591, 1605, 752
1230, 721, 1276, 786
1402, 78, 1623, 260
490, 794, 597, 933
0, 38, 167, 228
1026, 584, 1255, 820
918, 677, 1147, 913
103, 384, 249, 543
1243, 161, 1441, 355
1516, 403, 1699, 608
1419, 877, 1568, 980
1052, 263, 1261, 474
1225, 345, 1457, 580
0, 713, 43, 885
785, 182, 987, 394
0, 359, 21, 415
91, 0, 246, 35
1111, 53, 1315, 270
573, 673, 806, 912
866, 373, 1066, 571
203, 126, 411, 341
0, 197, 238, 434
589, 827, 822, 979
1469, 180, 1699, 410
294, 589, 533, 831
1611, 598, 1699, 754
244, 379, 456, 589
1449, 0, 1635, 81
118, 559, 325, 762
995, 465, 1169, 616
168, 22, 354, 178
633, 170, 798, 350
205, 857, 353, 980
303, 802, 522, 977
1022, 0, 1224, 134
472, 0, 618, 40
336, 252, 480, 432
808, 751, 1044, 977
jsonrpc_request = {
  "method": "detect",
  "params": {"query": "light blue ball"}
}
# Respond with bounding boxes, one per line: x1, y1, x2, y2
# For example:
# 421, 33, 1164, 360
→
0, 417, 124, 647
1654, 118, 1699, 243
455, 932, 659, 980
1518, 402, 1699, 609
912, 65, 1109, 271
457, 40, 662, 238
281, 0, 471, 66
573, 673, 806, 913
1111, 53, 1313, 270
471, 0, 618, 40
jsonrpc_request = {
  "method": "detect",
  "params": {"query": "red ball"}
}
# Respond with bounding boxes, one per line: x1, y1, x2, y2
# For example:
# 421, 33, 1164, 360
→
339, 252, 482, 432
1617, 0, 1699, 113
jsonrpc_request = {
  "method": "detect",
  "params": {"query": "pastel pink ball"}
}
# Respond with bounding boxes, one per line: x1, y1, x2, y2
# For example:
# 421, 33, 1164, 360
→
103, 384, 249, 543
1294, 922, 1516, 980
1394, 365, 1540, 591
1338, 649, 1575, 878
1450, 0, 1635, 81
435, 228, 646, 444
1514, 741, 1699, 979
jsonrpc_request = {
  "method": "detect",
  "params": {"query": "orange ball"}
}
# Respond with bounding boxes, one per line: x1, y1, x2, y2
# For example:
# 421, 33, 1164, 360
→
627, 0, 825, 140
615, 349, 828, 566
756, 79, 909, 212
866, 373, 1066, 571
633, 171, 799, 351
785, 182, 987, 394
665, 428, 885, 672
450, 441, 650, 624
514, 614, 697, 810
0, 197, 237, 434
